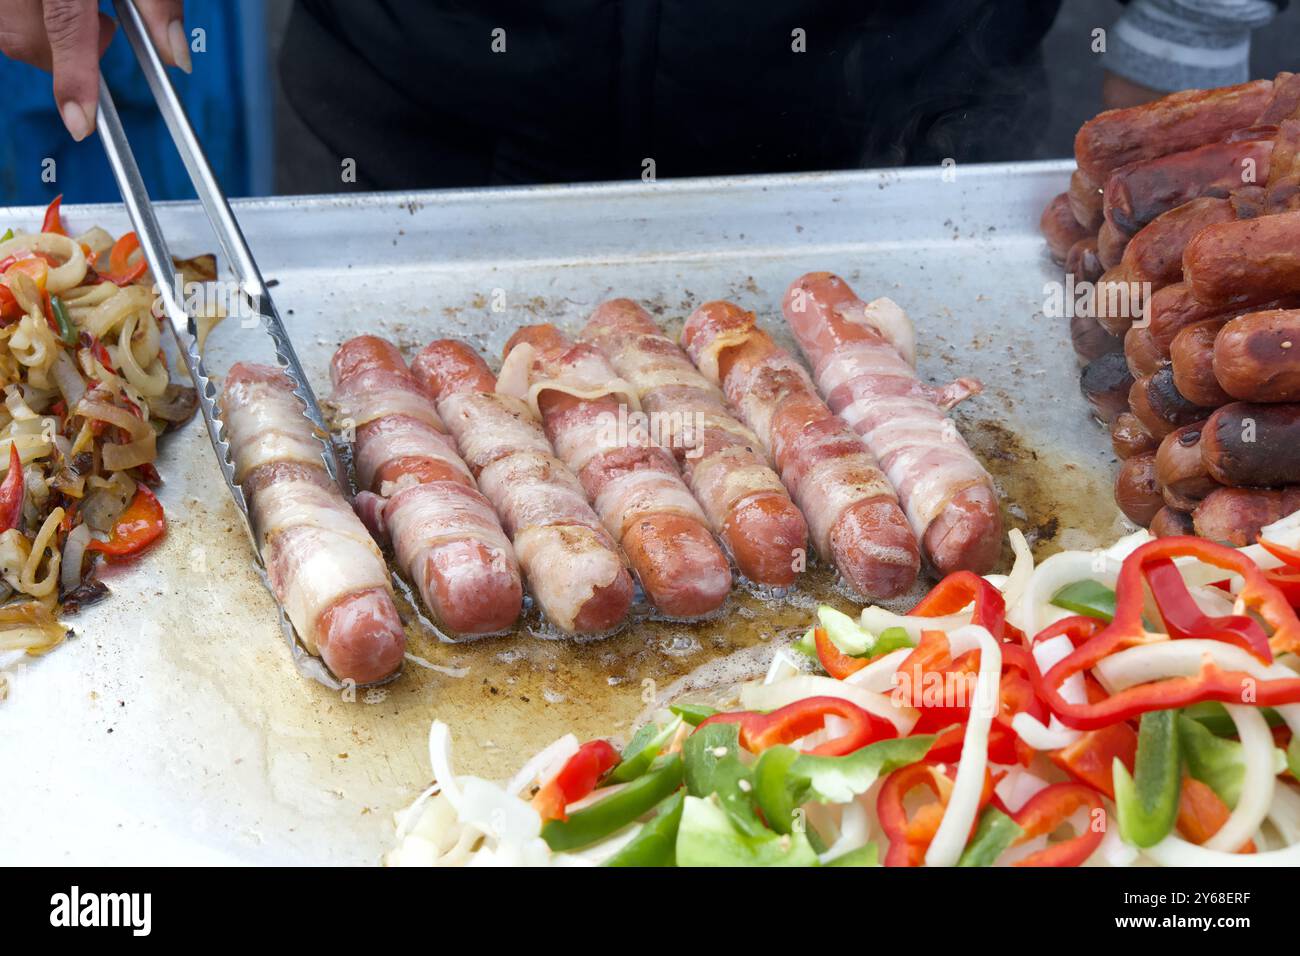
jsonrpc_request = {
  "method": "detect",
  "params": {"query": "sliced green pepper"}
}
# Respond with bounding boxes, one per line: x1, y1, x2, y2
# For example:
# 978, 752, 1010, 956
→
1178, 714, 1246, 808
50, 295, 77, 346
752, 744, 802, 834
541, 753, 684, 852
683, 722, 764, 835
1288, 733, 1299, 783
608, 715, 682, 784
824, 843, 880, 867
0, 229, 12, 243
1051, 580, 1117, 622
957, 807, 1024, 867
1114, 709, 1182, 848
675, 795, 818, 867
869, 626, 915, 658
669, 702, 717, 726
1183, 701, 1284, 737
603, 791, 684, 867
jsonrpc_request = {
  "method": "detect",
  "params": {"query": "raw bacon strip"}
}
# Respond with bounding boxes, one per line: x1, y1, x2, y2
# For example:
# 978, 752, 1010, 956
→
412, 339, 634, 634
581, 298, 808, 587
330, 336, 521, 635
782, 273, 1002, 576
220, 362, 405, 683
498, 324, 731, 618
680, 302, 918, 598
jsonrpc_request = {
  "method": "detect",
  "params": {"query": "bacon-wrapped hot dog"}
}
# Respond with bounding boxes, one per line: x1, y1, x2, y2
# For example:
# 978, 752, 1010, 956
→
330, 335, 522, 636
412, 339, 633, 634
781, 273, 1001, 576
221, 362, 405, 683
681, 300, 919, 597
498, 325, 731, 618
580, 299, 808, 587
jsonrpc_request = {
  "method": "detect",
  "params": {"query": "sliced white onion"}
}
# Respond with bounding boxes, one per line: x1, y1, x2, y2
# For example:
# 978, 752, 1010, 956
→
740, 673, 917, 734
844, 647, 912, 693
0, 232, 87, 292
1266, 782, 1300, 845
1146, 834, 1300, 866
860, 604, 969, 641
764, 648, 803, 685
819, 798, 873, 864
60, 522, 90, 594
924, 625, 1000, 868
1093, 640, 1300, 738
1203, 704, 1276, 853
50, 350, 87, 410
506, 733, 579, 798
998, 528, 1035, 612
994, 767, 1052, 814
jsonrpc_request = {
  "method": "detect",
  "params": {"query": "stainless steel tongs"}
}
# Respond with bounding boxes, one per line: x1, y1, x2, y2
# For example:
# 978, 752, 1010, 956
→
95, 0, 352, 689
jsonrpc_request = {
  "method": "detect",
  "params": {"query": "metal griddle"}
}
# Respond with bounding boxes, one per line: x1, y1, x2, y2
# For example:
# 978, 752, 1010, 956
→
0, 162, 1125, 864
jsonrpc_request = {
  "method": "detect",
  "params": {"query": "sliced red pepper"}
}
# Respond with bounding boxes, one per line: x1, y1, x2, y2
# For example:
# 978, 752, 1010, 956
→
41, 195, 66, 236
0, 445, 24, 531
877, 762, 997, 867
910, 570, 1008, 639
86, 485, 166, 558
1033, 538, 1300, 731
1258, 537, 1300, 607
531, 739, 620, 822
1010, 782, 1104, 867
102, 233, 147, 286
0, 285, 20, 323
814, 626, 868, 679
697, 695, 896, 757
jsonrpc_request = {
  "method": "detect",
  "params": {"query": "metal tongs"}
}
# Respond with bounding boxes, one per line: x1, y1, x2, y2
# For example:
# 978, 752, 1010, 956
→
95, 0, 353, 689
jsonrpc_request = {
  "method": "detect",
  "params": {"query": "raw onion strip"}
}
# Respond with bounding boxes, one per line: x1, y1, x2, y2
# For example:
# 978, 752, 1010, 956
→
924, 625, 1000, 868
1204, 704, 1276, 853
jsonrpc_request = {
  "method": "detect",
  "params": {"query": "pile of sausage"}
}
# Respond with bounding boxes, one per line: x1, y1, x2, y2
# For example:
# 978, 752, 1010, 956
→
1040, 72, 1300, 546
220, 273, 999, 683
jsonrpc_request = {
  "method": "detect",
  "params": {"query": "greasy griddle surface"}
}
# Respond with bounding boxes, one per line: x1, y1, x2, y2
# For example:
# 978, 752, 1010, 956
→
0, 166, 1123, 864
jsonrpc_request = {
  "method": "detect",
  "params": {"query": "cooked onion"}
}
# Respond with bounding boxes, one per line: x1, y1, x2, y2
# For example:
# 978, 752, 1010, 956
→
61, 523, 91, 596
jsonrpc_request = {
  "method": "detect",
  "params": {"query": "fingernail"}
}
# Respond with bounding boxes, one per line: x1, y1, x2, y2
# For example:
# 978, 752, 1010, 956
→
61, 102, 91, 142
169, 20, 193, 73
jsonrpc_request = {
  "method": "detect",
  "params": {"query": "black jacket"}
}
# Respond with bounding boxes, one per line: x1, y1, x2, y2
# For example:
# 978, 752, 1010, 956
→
281, 0, 1062, 188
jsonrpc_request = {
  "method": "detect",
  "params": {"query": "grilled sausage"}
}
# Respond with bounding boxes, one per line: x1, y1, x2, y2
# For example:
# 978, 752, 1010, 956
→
1170, 319, 1232, 407
412, 339, 634, 635
1042, 192, 1094, 263
1183, 210, 1300, 309
1149, 506, 1195, 537
498, 325, 732, 618
1068, 168, 1105, 231
221, 362, 406, 683
581, 298, 809, 587
1194, 485, 1300, 545
1129, 367, 1208, 439
1155, 422, 1218, 500
1072, 311, 1123, 364
1080, 351, 1135, 425
1213, 309, 1300, 402
1114, 451, 1163, 527
682, 300, 921, 595
1124, 324, 1165, 379
330, 335, 523, 636
1065, 237, 1105, 284
781, 273, 1001, 576
1201, 401, 1300, 487
1119, 196, 1237, 290
1112, 412, 1159, 460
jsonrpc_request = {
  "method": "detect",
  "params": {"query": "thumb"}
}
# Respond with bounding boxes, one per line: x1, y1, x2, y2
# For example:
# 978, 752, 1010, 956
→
43, 0, 108, 141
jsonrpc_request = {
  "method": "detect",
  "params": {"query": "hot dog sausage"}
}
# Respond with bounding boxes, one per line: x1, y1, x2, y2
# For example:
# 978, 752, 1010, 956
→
1112, 412, 1158, 460
1114, 451, 1163, 527
581, 298, 809, 587
1150, 506, 1195, 537
1194, 485, 1300, 545
1069, 168, 1105, 231
1119, 196, 1236, 290
1080, 352, 1134, 426
1170, 319, 1231, 407
1129, 367, 1208, 439
1124, 324, 1165, 379
781, 273, 1000, 576
412, 339, 634, 635
498, 325, 732, 618
1072, 311, 1123, 365
1200, 401, 1300, 487
1093, 265, 1148, 336
1041, 192, 1093, 264
1102, 136, 1274, 235
1213, 309, 1300, 402
1183, 210, 1300, 309
1155, 421, 1218, 501
330, 335, 522, 635
1065, 237, 1105, 285
1073, 79, 1274, 185
220, 362, 406, 683
1097, 221, 1129, 271
681, 300, 920, 596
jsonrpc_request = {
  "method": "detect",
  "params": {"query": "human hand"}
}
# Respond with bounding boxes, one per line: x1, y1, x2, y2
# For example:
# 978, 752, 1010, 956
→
0, 0, 189, 141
